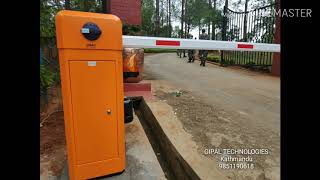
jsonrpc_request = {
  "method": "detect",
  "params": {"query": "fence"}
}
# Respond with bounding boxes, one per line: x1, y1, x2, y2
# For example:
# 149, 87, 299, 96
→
221, 3, 276, 67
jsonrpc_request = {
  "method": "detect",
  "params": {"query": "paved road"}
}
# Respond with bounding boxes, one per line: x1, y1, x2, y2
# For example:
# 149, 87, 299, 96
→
143, 53, 280, 179
144, 53, 280, 133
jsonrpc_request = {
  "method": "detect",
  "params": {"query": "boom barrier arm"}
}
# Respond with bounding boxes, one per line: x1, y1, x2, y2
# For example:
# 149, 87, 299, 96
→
122, 35, 280, 53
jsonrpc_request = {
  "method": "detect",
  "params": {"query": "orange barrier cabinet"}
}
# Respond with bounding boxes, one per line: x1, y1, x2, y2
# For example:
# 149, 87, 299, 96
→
55, 10, 125, 180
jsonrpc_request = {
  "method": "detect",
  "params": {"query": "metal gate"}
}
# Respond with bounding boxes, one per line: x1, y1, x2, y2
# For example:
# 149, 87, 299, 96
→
222, 4, 276, 67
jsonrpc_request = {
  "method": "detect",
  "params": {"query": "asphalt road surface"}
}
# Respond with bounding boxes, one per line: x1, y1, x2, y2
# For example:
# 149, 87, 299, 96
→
144, 53, 280, 133
143, 53, 280, 180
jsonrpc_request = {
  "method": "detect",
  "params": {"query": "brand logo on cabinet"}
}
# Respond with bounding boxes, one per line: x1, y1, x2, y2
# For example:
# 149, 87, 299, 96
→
87, 43, 96, 48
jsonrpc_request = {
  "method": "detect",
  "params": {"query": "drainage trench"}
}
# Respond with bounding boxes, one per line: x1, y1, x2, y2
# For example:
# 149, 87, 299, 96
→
131, 97, 200, 180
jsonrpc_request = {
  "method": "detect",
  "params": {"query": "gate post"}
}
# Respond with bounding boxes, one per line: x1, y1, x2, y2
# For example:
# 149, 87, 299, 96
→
271, 0, 280, 76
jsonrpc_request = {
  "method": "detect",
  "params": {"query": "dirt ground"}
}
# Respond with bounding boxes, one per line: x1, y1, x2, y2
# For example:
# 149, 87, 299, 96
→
40, 111, 67, 177
153, 88, 279, 180
142, 53, 280, 180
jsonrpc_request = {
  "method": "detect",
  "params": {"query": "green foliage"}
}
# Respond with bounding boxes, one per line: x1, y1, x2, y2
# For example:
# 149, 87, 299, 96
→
40, 0, 64, 38
144, 48, 177, 53
171, 26, 181, 38
40, 64, 55, 94
40, 0, 103, 38
70, 0, 102, 12
251, 0, 275, 9
142, 0, 156, 36
207, 55, 221, 62
123, 23, 143, 35
226, 26, 240, 41
220, 59, 235, 66
187, 0, 209, 28
170, 90, 183, 97
159, 25, 173, 37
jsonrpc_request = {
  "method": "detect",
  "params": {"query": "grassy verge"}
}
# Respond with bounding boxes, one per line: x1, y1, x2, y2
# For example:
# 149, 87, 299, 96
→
223, 51, 273, 66
144, 48, 177, 53
207, 55, 221, 63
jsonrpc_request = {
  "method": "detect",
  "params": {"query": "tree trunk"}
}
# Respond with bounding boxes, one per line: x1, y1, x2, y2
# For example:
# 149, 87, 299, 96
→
208, 0, 212, 39
221, 0, 229, 65
168, 0, 171, 37
83, 0, 90, 12
243, 0, 249, 42
208, 22, 211, 39
156, 0, 160, 36
184, 0, 187, 38
181, 0, 185, 38
166, 0, 169, 37
212, 0, 217, 40
221, 0, 228, 41
187, 20, 190, 35
199, 20, 201, 38
161, 0, 164, 27
65, 0, 70, 10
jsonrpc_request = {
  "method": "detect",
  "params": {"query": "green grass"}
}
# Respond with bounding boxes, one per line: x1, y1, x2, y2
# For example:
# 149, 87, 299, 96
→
144, 48, 177, 53
223, 51, 273, 66
207, 55, 221, 63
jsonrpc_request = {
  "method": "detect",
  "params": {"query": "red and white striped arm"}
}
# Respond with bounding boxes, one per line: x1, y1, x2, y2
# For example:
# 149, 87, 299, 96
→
122, 35, 280, 52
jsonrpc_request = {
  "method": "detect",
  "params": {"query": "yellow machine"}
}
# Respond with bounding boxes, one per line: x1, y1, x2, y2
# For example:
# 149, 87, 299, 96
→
55, 10, 125, 180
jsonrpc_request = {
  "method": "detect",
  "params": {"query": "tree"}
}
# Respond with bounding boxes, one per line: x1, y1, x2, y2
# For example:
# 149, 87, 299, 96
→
243, 0, 249, 41
141, 0, 155, 36
65, 0, 70, 9
172, 26, 181, 38
250, 0, 275, 10
181, 0, 185, 38
212, 0, 217, 39
189, 0, 209, 37
155, 0, 160, 36
40, 0, 64, 40
69, 0, 102, 12
208, 0, 212, 39
168, 0, 172, 37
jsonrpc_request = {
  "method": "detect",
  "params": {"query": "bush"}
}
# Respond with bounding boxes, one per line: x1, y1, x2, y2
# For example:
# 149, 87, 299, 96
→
144, 48, 177, 53
207, 55, 220, 62
40, 64, 55, 95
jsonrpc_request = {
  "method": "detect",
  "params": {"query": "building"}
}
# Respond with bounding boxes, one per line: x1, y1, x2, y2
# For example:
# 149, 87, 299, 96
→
109, 0, 141, 25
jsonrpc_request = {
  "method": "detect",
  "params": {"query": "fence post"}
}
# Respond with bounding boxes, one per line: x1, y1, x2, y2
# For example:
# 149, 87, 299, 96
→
271, 0, 280, 76
220, 0, 229, 66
